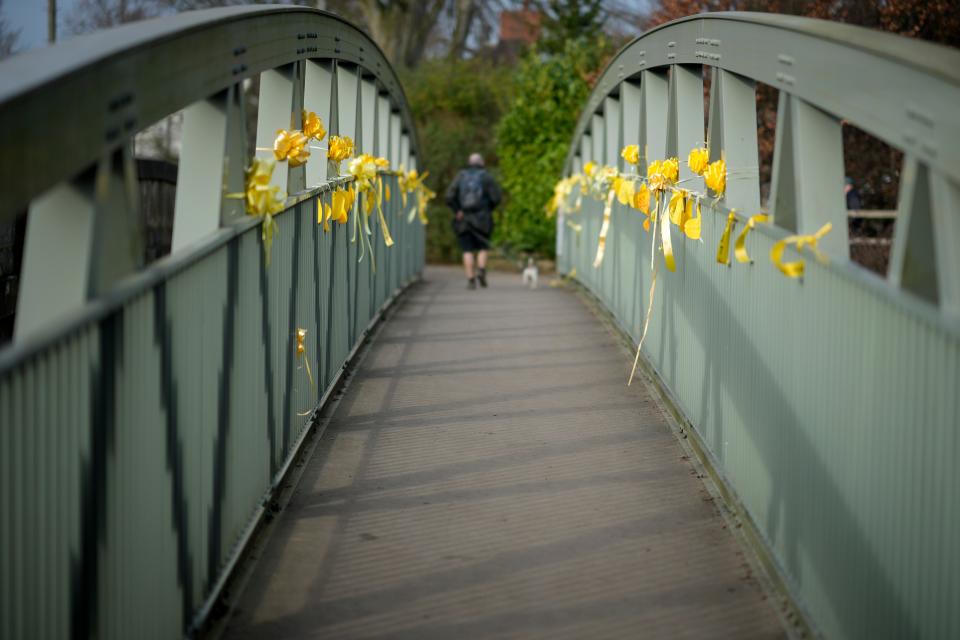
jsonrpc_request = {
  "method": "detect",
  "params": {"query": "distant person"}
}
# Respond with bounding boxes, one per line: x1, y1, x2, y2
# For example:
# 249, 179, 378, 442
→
445, 153, 502, 289
845, 176, 862, 210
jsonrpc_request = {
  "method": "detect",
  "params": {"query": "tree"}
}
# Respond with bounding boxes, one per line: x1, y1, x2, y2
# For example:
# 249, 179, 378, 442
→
534, 0, 606, 54
0, 0, 21, 59
64, 0, 158, 34
403, 57, 513, 262
494, 36, 613, 256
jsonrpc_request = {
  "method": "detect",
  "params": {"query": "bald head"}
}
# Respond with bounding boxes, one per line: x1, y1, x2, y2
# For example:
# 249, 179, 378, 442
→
468, 153, 484, 167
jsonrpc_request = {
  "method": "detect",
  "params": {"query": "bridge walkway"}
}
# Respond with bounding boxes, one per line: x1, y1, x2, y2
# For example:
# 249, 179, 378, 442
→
222, 266, 786, 639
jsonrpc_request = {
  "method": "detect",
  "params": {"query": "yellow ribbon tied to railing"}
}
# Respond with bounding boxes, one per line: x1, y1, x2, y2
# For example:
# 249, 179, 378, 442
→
734, 214, 769, 264
770, 222, 832, 278
226, 157, 285, 264
593, 188, 616, 268
704, 158, 726, 197
327, 135, 354, 173
274, 128, 310, 167
295, 328, 314, 387
684, 199, 702, 240
302, 110, 327, 142
295, 327, 316, 416
716, 210, 737, 265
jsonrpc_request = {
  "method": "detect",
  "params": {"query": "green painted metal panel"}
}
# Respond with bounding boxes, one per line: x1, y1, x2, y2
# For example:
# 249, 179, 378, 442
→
0, 7, 425, 639
560, 13, 960, 640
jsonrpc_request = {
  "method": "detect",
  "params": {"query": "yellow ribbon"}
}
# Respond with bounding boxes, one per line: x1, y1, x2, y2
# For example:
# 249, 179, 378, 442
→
684, 199, 702, 240
668, 188, 686, 226
302, 110, 326, 142
734, 214, 769, 264
704, 158, 727, 197
770, 222, 832, 278
226, 158, 285, 264
327, 135, 354, 174
375, 176, 395, 247
659, 196, 676, 272
274, 129, 310, 167
629, 197, 663, 386
716, 210, 737, 265
296, 328, 314, 387
593, 188, 616, 268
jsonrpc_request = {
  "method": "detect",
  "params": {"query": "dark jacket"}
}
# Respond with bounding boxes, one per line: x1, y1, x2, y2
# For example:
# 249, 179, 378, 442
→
446, 166, 502, 237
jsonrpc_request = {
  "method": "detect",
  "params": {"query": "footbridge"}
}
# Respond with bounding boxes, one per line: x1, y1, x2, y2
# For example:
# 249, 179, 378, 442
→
0, 7, 958, 640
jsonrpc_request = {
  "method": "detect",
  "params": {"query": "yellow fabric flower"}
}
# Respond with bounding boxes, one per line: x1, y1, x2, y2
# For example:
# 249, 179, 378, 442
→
226, 157, 285, 263
613, 176, 635, 205
302, 111, 326, 142
647, 160, 667, 192
327, 135, 355, 164
684, 199, 702, 240
242, 158, 285, 218
273, 129, 310, 167
668, 189, 689, 226
704, 159, 726, 196
687, 147, 709, 176
661, 157, 679, 183
621, 144, 640, 166
348, 153, 379, 188
632, 182, 651, 215
329, 187, 354, 226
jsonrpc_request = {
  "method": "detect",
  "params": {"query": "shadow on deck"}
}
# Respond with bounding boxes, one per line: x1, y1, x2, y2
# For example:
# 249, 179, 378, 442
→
221, 266, 786, 640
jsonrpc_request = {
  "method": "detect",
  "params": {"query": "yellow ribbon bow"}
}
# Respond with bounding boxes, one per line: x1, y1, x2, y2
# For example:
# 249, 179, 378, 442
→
274, 129, 310, 167
302, 110, 326, 142
770, 222, 832, 278
319, 186, 354, 232
734, 214, 770, 264
716, 210, 737, 265
704, 158, 727, 197
613, 175, 635, 206
668, 188, 692, 227
226, 158, 285, 264
295, 328, 314, 388
327, 135, 354, 169
687, 147, 709, 176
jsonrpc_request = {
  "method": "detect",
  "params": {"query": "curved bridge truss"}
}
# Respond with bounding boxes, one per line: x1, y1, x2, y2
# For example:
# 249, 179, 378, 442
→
0, 7, 424, 638
558, 13, 960, 640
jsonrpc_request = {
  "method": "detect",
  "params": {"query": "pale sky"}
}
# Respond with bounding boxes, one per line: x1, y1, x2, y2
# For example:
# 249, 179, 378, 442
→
5, 0, 82, 52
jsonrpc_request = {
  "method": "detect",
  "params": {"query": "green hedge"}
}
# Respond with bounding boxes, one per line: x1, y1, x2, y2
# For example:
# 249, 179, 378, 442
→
494, 38, 611, 257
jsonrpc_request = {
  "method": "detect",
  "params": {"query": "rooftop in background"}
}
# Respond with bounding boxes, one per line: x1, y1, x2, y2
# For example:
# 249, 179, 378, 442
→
499, 6, 541, 45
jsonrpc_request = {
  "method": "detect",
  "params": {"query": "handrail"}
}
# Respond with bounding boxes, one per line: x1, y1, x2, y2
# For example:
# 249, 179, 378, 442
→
0, 8, 426, 640
565, 12, 960, 183
0, 6, 420, 223
557, 12, 960, 640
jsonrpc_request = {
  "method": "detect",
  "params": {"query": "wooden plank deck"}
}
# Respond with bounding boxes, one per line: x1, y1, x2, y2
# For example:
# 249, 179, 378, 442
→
222, 266, 787, 639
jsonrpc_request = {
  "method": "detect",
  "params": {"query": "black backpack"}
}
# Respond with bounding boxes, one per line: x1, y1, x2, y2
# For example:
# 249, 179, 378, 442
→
458, 170, 485, 212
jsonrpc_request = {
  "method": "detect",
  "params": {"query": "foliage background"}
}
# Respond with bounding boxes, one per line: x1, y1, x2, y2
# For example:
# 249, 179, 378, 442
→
493, 37, 612, 257
402, 59, 513, 263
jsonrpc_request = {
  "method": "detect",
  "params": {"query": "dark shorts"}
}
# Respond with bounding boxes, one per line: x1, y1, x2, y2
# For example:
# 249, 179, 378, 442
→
456, 230, 490, 252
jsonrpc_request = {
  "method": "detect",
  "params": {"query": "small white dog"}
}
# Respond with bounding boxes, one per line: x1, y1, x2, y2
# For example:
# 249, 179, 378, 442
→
522, 257, 539, 289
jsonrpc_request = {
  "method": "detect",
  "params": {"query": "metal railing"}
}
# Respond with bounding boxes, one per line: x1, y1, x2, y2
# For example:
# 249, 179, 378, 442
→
558, 13, 960, 640
0, 7, 424, 638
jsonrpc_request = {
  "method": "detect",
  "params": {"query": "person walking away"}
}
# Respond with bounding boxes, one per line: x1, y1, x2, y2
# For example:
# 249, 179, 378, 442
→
445, 153, 502, 289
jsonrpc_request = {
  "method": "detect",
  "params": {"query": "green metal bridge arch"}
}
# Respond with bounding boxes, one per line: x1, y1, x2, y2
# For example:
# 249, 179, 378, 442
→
0, 7, 958, 640
0, 7, 424, 638
558, 12, 960, 640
